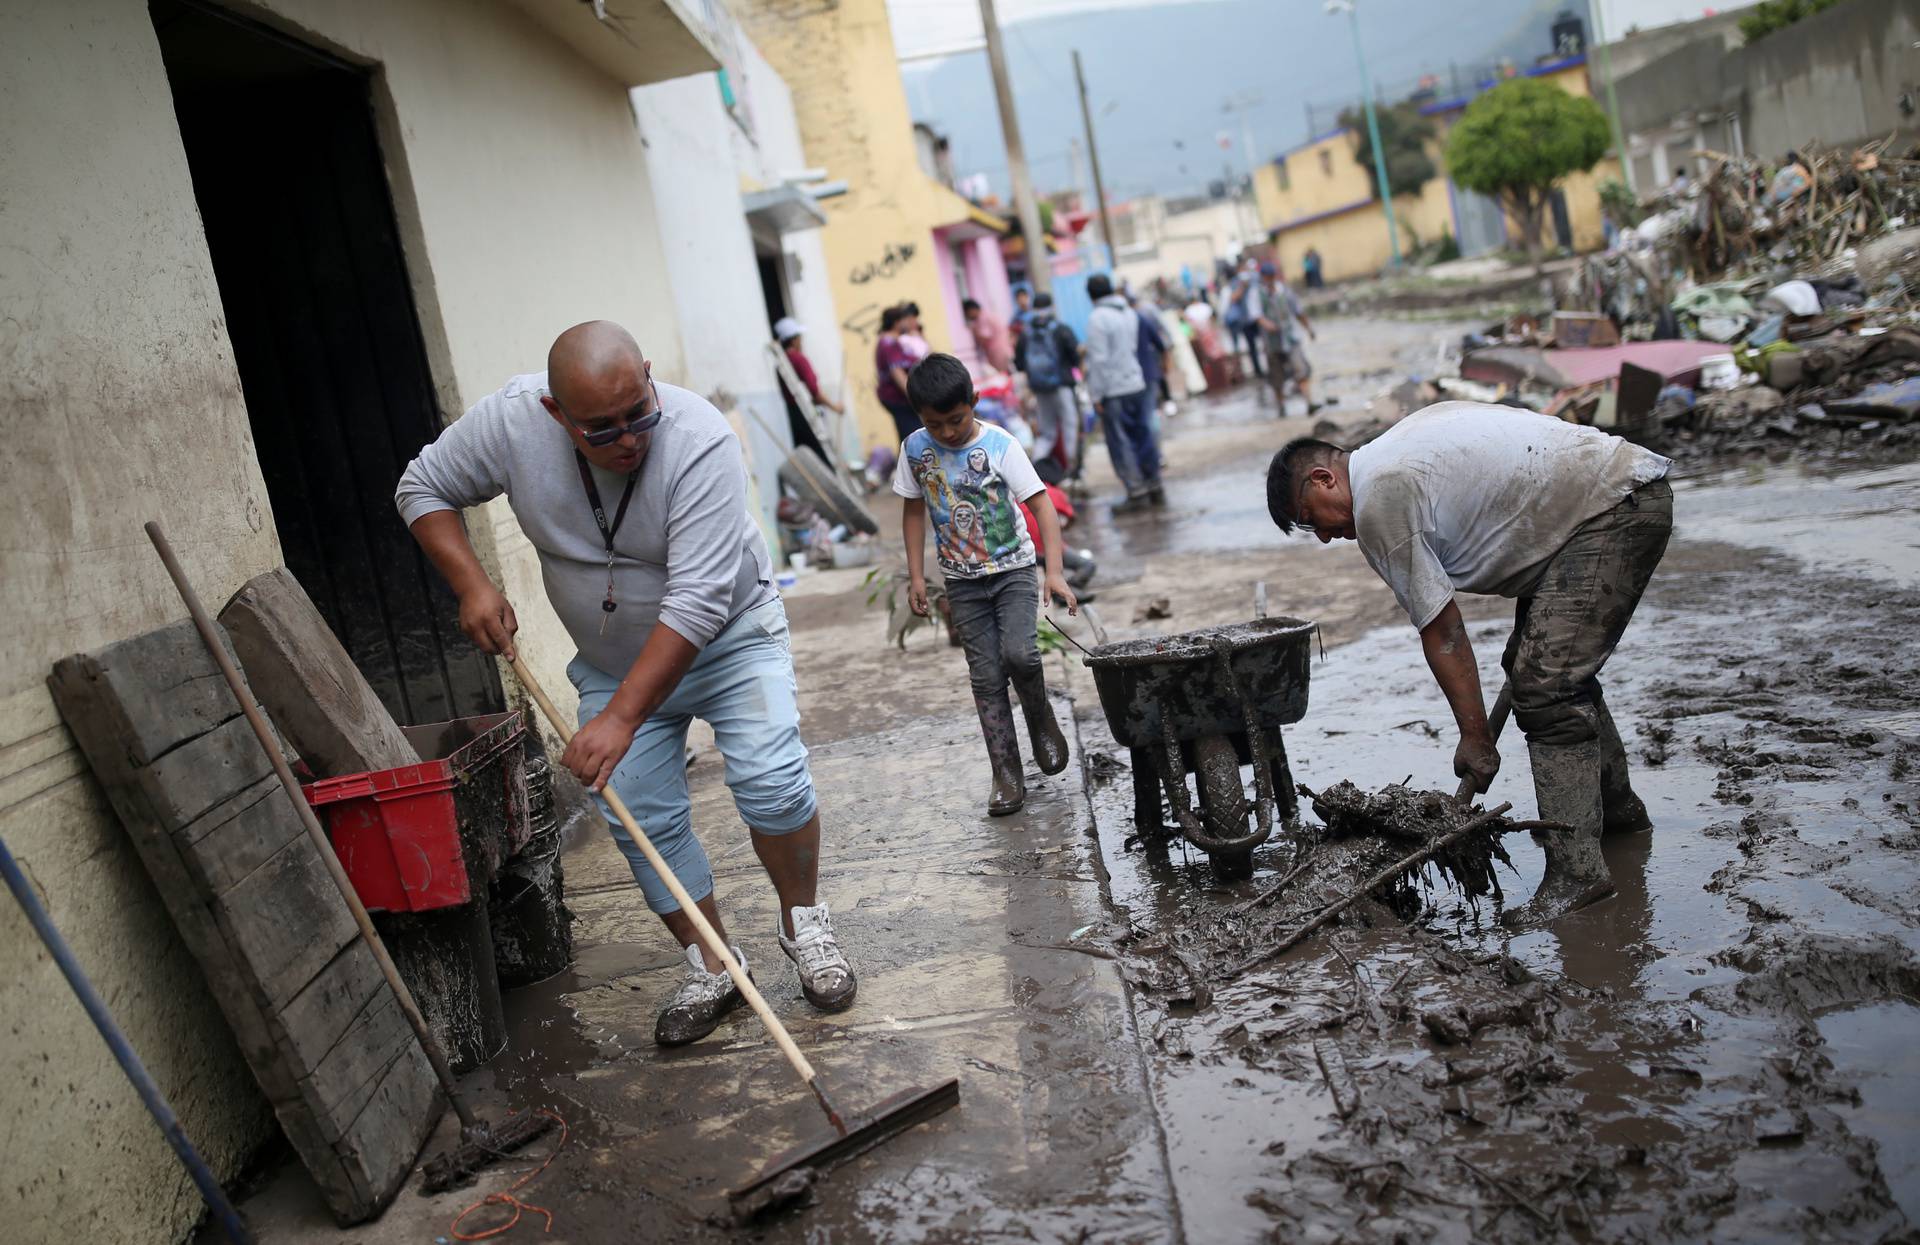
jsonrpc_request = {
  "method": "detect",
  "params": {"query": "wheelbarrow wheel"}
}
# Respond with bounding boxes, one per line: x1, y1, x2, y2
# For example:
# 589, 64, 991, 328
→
1193, 734, 1255, 882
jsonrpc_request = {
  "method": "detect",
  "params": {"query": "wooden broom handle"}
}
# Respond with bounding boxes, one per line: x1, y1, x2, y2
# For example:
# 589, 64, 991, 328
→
509, 656, 821, 1088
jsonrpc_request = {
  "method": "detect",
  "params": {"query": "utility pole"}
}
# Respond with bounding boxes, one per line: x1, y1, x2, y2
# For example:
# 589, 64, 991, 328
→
1586, 0, 1632, 192
1072, 49, 1117, 270
1326, 0, 1401, 267
978, 0, 1051, 294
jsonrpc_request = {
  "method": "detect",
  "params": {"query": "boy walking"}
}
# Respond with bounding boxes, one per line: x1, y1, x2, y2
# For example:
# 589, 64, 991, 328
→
895, 355, 1079, 815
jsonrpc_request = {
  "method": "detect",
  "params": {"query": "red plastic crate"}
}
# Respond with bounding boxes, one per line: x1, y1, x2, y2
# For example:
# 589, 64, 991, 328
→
303, 711, 526, 913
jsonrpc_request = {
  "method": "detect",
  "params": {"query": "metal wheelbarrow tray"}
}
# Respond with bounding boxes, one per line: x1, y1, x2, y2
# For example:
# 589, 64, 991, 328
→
1084, 616, 1314, 878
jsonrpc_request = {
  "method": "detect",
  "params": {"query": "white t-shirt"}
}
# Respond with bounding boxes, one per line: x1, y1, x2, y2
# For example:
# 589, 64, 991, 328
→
1349, 402, 1671, 631
892, 422, 1045, 577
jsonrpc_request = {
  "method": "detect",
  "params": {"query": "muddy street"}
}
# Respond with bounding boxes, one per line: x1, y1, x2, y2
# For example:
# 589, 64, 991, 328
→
217, 314, 1920, 1244
1070, 316, 1920, 1242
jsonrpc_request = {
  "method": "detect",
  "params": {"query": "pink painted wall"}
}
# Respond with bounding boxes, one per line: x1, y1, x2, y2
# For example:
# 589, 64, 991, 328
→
933, 226, 1017, 378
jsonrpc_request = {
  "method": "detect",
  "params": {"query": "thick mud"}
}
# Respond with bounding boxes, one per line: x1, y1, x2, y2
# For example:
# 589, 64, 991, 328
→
1073, 428, 1920, 1240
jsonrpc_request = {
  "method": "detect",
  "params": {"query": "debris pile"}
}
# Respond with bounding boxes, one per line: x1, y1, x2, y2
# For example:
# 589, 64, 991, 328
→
1110, 782, 1522, 999
1351, 143, 1920, 462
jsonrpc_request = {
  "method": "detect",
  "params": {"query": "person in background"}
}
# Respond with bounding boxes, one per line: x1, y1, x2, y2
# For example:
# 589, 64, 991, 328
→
1225, 258, 1266, 381
899, 302, 932, 365
775, 317, 840, 464
875, 305, 919, 440
1256, 261, 1318, 411
1129, 291, 1172, 422
1302, 247, 1325, 290
896, 354, 1078, 817
1011, 286, 1034, 338
1013, 292, 1082, 485
963, 298, 1015, 375
1085, 272, 1163, 511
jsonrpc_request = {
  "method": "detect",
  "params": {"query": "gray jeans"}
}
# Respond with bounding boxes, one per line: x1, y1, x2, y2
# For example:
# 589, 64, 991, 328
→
1501, 478, 1673, 745
1030, 386, 1079, 478
946, 567, 1042, 698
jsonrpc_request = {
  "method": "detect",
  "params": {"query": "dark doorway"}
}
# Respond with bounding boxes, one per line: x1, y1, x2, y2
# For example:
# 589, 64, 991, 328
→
756, 245, 827, 463
151, 0, 502, 727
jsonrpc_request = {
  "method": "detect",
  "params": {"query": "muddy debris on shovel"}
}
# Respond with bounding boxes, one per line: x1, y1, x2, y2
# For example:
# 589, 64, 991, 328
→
1111, 780, 1543, 994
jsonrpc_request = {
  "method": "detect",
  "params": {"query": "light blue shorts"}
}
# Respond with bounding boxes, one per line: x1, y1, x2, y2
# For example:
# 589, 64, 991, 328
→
567, 597, 817, 915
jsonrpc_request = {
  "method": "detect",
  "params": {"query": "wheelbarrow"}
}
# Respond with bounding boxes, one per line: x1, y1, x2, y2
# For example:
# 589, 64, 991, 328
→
1082, 587, 1314, 881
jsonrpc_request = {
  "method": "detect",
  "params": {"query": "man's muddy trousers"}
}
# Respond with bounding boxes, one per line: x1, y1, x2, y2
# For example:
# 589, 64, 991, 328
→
1500, 478, 1674, 747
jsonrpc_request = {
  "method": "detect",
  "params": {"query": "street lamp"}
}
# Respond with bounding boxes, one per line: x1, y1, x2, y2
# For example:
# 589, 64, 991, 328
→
1325, 0, 1402, 267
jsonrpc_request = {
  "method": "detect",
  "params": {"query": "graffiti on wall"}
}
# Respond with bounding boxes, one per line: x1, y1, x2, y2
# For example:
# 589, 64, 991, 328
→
841, 303, 883, 343
849, 241, 916, 285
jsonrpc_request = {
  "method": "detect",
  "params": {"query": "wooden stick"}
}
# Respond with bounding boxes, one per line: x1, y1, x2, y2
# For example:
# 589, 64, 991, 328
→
1226, 803, 1513, 979
145, 523, 479, 1132
509, 656, 841, 1128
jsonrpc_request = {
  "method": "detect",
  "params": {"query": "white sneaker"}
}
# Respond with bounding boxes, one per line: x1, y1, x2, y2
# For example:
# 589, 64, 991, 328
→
779, 904, 857, 1012
654, 943, 747, 1046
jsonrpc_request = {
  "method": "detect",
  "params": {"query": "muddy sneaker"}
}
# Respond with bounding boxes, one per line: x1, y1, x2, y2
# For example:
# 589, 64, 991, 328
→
779, 904, 856, 1012
655, 943, 748, 1046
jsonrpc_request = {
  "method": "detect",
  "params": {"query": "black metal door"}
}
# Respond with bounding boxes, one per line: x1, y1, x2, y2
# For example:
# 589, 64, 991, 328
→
154, 1, 502, 726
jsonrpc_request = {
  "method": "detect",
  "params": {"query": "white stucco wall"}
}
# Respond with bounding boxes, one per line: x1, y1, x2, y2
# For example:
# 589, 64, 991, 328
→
0, 5, 284, 1240
728, 38, 848, 435
2, 0, 701, 1239
630, 71, 791, 551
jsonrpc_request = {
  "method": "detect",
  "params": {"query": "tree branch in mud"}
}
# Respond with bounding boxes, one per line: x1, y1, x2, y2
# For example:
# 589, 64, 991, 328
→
1223, 802, 1516, 980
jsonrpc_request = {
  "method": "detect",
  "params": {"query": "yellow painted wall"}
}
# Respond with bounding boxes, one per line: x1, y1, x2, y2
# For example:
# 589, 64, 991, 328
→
736, 0, 979, 451
1253, 130, 1456, 283
1255, 59, 1618, 277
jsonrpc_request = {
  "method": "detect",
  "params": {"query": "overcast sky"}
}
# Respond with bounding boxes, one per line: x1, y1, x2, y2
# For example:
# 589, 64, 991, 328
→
888, 0, 1736, 60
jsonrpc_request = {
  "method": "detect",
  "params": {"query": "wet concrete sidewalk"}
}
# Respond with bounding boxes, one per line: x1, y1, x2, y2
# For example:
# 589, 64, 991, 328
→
223, 536, 1177, 1240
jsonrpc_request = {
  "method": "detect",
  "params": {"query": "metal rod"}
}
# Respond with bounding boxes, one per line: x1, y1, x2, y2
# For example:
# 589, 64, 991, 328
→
1, 833, 256, 1244
144, 522, 479, 1132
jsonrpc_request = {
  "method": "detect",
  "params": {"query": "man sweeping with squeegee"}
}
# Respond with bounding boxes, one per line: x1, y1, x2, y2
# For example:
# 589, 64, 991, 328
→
396, 320, 853, 1043
1265, 402, 1673, 928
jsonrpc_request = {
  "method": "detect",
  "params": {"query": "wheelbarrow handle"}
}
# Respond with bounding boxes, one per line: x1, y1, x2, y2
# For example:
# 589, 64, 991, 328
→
1453, 681, 1514, 805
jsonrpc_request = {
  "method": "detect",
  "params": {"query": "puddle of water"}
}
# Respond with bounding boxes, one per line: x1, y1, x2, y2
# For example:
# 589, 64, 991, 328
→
1817, 1001, 1920, 1223
1676, 460, 1920, 588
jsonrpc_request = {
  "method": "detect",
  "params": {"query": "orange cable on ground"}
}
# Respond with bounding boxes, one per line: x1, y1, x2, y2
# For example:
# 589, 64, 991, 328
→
450, 1110, 569, 1241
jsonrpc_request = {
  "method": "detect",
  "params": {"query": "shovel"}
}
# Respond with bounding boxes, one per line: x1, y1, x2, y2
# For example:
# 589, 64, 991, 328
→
1454, 681, 1514, 804
506, 655, 959, 1210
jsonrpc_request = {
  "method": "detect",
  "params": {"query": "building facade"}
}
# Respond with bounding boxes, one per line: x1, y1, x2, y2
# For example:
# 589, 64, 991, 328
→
0, 0, 771, 1238
734, 0, 1004, 449
1254, 54, 1623, 282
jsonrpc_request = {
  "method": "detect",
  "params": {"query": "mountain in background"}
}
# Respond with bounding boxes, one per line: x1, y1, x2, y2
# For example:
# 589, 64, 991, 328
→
901, 0, 1570, 204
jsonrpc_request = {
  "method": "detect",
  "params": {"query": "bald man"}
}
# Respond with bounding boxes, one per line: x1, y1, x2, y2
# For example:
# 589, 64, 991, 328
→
396, 321, 855, 1047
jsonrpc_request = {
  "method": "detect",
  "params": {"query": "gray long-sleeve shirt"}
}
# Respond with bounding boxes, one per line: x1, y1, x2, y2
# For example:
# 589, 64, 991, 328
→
395, 372, 774, 674
1085, 295, 1146, 401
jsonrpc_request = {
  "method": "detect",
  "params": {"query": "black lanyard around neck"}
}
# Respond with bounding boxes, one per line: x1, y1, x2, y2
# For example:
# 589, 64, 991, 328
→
576, 451, 638, 628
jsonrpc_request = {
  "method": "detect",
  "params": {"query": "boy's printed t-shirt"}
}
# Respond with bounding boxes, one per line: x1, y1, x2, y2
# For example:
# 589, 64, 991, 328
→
892, 424, 1044, 577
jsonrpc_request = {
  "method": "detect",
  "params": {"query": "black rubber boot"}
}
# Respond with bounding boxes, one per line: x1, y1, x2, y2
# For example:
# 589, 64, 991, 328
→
976, 692, 1026, 816
1594, 693, 1652, 835
1502, 738, 1616, 930
1011, 675, 1070, 776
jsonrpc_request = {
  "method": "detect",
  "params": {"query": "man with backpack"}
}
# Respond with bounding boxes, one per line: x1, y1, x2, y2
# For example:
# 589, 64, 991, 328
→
1013, 292, 1083, 483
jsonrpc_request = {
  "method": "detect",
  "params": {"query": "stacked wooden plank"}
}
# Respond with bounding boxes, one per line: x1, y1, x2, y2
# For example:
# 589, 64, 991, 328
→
49, 622, 441, 1224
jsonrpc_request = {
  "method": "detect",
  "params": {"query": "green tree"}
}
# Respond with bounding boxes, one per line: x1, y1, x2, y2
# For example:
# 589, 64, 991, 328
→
1445, 79, 1610, 257
1338, 103, 1437, 201
1739, 0, 1846, 43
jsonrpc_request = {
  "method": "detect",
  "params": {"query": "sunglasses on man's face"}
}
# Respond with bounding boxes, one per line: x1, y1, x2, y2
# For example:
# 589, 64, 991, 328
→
559, 379, 664, 448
